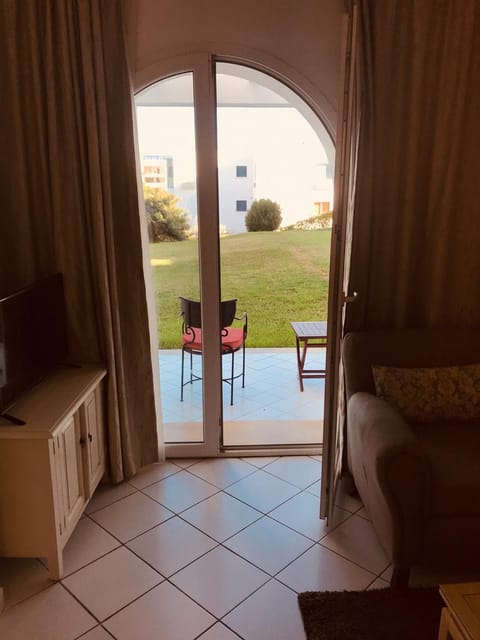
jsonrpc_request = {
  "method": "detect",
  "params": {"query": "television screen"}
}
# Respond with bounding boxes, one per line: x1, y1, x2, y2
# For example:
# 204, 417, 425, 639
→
0, 273, 68, 414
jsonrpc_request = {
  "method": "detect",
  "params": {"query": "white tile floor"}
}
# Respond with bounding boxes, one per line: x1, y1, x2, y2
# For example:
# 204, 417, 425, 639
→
160, 349, 325, 446
1, 455, 477, 639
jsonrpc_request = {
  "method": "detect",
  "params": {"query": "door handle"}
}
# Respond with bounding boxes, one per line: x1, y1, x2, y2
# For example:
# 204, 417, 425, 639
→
343, 291, 358, 304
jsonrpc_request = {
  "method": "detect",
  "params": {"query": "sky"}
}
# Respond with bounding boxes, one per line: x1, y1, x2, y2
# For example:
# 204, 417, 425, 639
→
135, 98, 332, 229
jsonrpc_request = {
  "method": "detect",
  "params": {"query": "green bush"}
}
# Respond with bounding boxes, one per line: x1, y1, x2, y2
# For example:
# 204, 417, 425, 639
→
143, 185, 191, 241
245, 198, 282, 232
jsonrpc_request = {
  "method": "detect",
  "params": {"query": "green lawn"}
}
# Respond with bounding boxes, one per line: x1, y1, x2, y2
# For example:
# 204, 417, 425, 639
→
149, 229, 331, 348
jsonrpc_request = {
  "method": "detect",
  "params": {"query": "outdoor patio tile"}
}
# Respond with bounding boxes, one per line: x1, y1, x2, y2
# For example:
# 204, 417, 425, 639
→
223, 399, 266, 420
304, 480, 321, 497
158, 348, 325, 437
239, 406, 294, 422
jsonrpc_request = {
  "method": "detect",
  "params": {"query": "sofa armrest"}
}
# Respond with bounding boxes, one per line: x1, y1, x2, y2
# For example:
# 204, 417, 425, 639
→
347, 392, 431, 568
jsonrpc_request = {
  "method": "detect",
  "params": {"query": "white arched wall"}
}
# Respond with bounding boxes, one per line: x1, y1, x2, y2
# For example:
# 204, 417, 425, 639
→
122, 0, 345, 141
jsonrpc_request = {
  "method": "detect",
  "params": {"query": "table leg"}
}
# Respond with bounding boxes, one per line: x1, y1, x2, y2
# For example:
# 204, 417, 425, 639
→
295, 336, 304, 392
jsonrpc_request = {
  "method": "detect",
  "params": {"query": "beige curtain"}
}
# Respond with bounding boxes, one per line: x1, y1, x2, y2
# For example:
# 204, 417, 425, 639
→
346, 0, 480, 331
0, 0, 160, 481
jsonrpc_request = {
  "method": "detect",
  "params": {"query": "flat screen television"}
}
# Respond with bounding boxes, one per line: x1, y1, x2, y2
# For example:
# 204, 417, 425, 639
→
0, 273, 68, 420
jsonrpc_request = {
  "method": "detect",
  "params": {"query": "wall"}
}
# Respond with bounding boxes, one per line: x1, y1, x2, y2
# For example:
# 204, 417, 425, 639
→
122, 0, 345, 139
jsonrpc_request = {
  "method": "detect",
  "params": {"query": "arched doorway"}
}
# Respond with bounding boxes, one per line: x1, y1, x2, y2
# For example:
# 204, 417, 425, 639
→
135, 57, 335, 458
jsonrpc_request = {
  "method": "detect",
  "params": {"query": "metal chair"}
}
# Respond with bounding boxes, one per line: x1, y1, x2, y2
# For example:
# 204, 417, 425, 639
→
179, 297, 248, 405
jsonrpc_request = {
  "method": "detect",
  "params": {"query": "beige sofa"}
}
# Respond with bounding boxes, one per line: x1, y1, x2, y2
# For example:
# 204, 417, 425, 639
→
343, 328, 480, 587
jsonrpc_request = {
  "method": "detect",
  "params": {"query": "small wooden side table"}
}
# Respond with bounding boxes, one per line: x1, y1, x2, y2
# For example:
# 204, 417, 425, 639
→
438, 583, 480, 640
290, 321, 327, 392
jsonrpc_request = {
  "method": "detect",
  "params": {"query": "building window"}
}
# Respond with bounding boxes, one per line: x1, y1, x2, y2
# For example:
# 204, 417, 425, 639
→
236, 165, 247, 177
314, 201, 330, 214
236, 200, 248, 212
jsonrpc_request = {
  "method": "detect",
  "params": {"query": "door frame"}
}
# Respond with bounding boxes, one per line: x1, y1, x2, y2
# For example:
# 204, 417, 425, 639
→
320, 4, 359, 520
134, 52, 338, 459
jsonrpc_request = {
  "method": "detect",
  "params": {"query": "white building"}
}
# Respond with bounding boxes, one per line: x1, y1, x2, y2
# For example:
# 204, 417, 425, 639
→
136, 66, 334, 236
217, 157, 256, 234
141, 154, 174, 190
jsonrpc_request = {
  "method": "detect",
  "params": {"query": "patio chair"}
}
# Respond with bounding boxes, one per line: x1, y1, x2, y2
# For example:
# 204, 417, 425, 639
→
179, 297, 248, 405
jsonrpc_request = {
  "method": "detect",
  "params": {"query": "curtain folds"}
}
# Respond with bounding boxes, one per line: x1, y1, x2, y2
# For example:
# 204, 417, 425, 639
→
346, 0, 480, 331
1, 0, 161, 481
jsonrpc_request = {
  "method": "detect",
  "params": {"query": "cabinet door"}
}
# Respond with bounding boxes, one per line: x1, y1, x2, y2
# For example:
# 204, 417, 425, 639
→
55, 413, 86, 538
81, 387, 105, 496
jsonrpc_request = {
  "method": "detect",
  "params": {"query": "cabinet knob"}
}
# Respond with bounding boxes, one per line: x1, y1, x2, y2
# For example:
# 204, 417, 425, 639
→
88, 433, 93, 442
79, 437, 86, 447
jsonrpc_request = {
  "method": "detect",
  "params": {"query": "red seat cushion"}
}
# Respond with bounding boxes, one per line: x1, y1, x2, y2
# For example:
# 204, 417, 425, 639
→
182, 327, 244, 352
182, 328, 202, 350
221, 327, 244, 351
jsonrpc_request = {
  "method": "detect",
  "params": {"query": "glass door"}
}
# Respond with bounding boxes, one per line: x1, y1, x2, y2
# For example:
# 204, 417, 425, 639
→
135, 55, 334, 457
135, 56, 222, 457
215, 62, 334, 450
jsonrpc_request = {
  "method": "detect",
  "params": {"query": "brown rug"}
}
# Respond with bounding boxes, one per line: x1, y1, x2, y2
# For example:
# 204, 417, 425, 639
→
298, 587, 444, 640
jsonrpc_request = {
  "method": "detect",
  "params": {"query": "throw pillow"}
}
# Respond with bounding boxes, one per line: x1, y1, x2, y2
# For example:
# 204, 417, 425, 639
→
371, 363, 480, 422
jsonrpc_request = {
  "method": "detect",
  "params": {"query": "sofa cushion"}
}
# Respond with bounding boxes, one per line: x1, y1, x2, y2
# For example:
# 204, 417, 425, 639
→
411, 421, 480, 516
343, 329, 480, 400
372, 363, 480, 422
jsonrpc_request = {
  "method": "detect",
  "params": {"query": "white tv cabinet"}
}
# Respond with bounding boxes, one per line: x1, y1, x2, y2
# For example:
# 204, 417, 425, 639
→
0, 365, 107, 580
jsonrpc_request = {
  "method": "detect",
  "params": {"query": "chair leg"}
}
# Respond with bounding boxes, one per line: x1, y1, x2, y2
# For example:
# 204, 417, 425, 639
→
241, 342, 245, 388
180, 348, 185, 401
189, 351, 193, 384
230, 352, 234, 405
